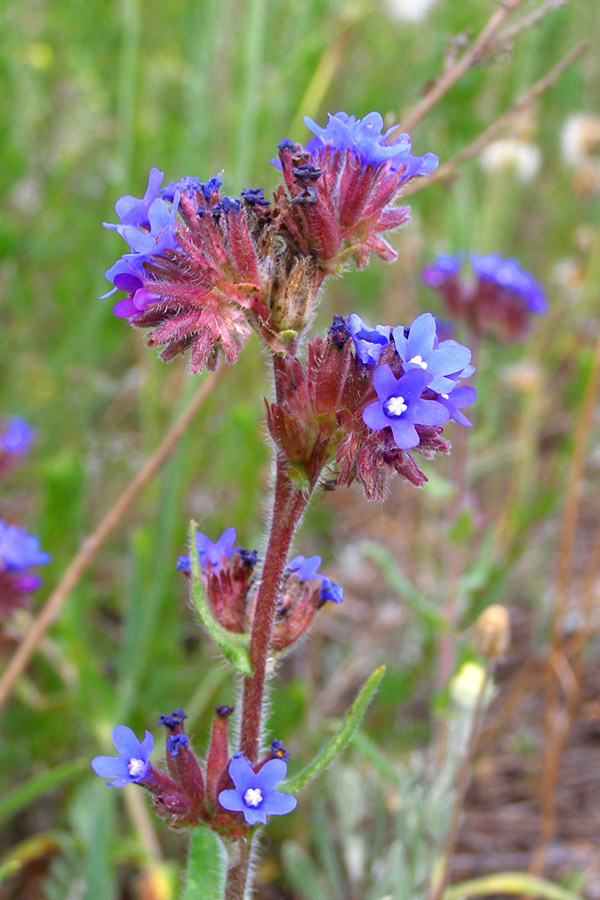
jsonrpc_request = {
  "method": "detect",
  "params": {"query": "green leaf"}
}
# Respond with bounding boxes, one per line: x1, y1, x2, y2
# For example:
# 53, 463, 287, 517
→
360, 541, 446, 630
282, 841, 330, 900
181, 827, 227, 900
0, 759, 87, 829
189, 521, 252, 676
444, 873, 586, 900
283, 665, 385, 794
0, 860, 20, 886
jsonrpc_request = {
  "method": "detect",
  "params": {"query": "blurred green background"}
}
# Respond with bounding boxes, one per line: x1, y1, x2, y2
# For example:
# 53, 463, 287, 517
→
1, 0, 599, 897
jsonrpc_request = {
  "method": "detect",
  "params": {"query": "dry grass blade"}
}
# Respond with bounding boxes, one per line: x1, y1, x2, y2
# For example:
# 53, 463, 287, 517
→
403, 41, 589, 197
396, 0, 527, 135
0, 370, 221, 712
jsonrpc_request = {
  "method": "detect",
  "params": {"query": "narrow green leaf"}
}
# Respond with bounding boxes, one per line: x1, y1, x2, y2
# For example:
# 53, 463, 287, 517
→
283, 665, 385, 794
0, 860, 20, 886
444, 873, 586, 900
189, 521, 252, 676
361, 541, 446, 630
181, 826, 227, 900
0, 759, 87, 829
282, 842, 330, 900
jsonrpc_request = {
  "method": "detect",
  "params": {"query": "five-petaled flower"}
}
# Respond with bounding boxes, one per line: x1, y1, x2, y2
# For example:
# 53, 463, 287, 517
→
362, 366, 449, 450
392, 313, 474, 395
91, 725, 154, 787
218, 754, 296, 826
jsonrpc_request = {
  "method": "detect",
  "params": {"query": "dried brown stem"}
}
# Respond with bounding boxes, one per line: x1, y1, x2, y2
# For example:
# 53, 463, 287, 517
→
396, 0, 527, 136
0, 371, 221, 712
497, 0, 565, 46
404, 40, 589, 197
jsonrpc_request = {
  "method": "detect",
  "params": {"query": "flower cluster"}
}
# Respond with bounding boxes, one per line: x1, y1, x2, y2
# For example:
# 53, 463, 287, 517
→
0, 520, 51, 621
422, 252, 547, 340
91, 711, 296, 834
102, 111, 437, 372
266, 311, 476, 500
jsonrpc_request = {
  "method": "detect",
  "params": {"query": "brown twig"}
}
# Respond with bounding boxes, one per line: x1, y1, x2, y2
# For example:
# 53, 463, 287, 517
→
528, 333, 600, 878
0, 370, 221, 712
497, 0, 565, 46
404, 40, 589, 197
396, 0, 527, 136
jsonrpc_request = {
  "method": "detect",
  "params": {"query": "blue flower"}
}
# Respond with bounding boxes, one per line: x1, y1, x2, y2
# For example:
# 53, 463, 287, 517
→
421, 254, 462, 287
271, 739, 290, 762
218, 755, 297, 826
349, 313, 391, 366
104, 167, 164, 230
91, 725, 154, 787
167, 734, 189, 758
1, 417, 35, 454
177, 526, 238, 574
319, 577, 344, 605
288, 555, 323, 581
303, 111, 439, 175
392, 313, 473, 395
116, 195, 180, 265
0, 521, 51, 572
362, 366, 449, 450
470, 253, 547, 313
241, 186, 270, 207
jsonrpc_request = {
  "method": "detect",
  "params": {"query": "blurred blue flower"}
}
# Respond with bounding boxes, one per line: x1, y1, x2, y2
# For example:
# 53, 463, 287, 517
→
0, 521, 50, 572
218, 754, 296, 826
91, 725, 153, 787
177, 526, 238, 574
349, 313, 391, 366
1, 417, 35, 455
470, 253, 547, 313
362, 366, 449, 450
421, 253, 462, 287
392, 313, 473, 395
303, 111, 439, 175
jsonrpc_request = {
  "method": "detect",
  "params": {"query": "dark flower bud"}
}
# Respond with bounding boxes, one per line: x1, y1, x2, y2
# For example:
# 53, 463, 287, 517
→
292, 163, 323, 183
328, 315, 351, 349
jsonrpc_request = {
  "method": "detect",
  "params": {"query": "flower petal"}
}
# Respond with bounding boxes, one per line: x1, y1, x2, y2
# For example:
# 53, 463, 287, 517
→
390, 419, 420, 450
261, 791, 297, 816
406, 313, 436, 357
256, 758, 287, 791
228, 755, 255, 793
411, 399, 450, 426
361, 401, 389, 433
112, 725, 141, 759
218, 789, 246, 813
372, 364, 400, 401
91, 756, 128, 779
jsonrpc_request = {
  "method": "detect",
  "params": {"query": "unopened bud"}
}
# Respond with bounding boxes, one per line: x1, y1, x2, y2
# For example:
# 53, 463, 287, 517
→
476, 604, 510, 659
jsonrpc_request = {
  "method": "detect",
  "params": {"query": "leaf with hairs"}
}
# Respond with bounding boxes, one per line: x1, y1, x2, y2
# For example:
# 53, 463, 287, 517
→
181, 827, 227, 900
283, 665, 385, 794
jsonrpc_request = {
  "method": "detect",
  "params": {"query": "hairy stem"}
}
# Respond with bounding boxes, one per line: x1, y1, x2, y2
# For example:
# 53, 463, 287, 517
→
224, 840, 253, 900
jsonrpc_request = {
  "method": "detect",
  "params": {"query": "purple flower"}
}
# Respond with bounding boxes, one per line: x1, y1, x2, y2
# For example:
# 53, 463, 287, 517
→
161, 173, 223, 206
0, 521, 51, 572
177, 526, 238, 574
422, 254, 462, 288
319, 577, 344, 605
303, 111, 439, 176
436, 385, 477, 427
101, 259, 161, 318
167, 734, 189, 758
218, 755, 297, 826
91, 725, 153, 787
288, 555, 323, 581
349, 313, 391, 366
392, 313, 473, 395
104, 167, 164, 230
1, 417, 35, 454
116, 195, 180, 263
470, 253, 548, 313
241, 187, 270, 207
362, 366, 449, 450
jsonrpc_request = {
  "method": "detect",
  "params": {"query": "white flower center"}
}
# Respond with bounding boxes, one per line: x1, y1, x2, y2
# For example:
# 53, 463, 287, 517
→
409, 354, 428, 369
386, 396, 407, 416
441, 393, 449, 399
128, 758, 146, 778
243, 787, 263, 808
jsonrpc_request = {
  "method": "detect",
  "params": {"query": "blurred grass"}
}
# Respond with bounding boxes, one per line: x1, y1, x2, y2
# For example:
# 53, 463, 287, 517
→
1, 0, 600, 897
